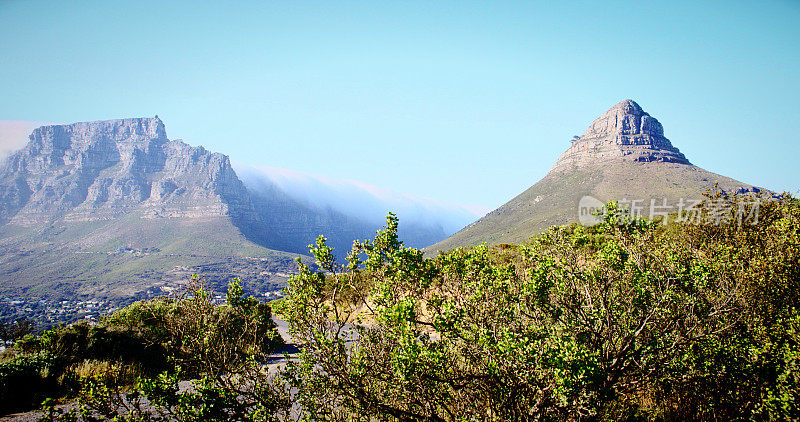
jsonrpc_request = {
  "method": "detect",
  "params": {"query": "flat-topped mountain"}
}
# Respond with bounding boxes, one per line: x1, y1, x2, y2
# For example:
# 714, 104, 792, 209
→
0, 117, 255, 225
0, 117, 299, 302
0, 117, 452, 304
427, 100, 765, 253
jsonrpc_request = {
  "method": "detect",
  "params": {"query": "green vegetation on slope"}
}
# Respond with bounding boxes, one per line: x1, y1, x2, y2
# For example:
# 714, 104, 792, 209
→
283, 195, 800, 420
0, 278, 285, 418
427, 161, 762, 253
0, 215, 303, 303
3, 193, 798, 421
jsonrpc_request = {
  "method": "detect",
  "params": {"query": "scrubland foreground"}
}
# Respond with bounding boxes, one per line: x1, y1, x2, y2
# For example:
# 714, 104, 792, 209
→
1, 192, 799, 421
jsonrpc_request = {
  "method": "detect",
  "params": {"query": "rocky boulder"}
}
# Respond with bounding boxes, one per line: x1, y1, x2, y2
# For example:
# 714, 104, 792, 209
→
550, 99, 691, 172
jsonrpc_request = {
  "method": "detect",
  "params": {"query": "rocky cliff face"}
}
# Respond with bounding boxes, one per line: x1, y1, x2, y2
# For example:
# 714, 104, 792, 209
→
0, 117, 256, 225
550, 100, 690, 173
0, 117, 294, 302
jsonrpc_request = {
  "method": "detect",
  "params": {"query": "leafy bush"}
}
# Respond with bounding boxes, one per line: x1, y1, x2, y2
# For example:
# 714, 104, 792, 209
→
0, 351, 58, 414
7, 193, 799, 421
280, 194, 800, 420
0, 277, 287, 419
0, 318, 34, 342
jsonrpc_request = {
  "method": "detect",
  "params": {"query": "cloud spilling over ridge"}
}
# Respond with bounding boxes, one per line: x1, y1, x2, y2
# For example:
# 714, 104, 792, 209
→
0, 119, 487, 237
0, 120, 47, 159
233, 163, 489, 236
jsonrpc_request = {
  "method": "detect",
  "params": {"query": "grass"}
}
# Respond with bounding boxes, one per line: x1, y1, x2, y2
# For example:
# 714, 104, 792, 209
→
0, 213, 307, 303
425, 161, 764, 254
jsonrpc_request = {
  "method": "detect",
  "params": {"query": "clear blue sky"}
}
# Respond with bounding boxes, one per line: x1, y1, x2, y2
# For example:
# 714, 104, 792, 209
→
1, 0, 798, 209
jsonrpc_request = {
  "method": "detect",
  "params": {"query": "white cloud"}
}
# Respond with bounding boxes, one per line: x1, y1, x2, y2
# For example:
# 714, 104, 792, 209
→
0, 120, 47, 159
233, 163, 489, 236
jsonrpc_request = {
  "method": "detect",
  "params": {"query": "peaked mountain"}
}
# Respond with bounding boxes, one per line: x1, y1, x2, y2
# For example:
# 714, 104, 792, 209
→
0, 117, 451, 304
427, 100, 765, 253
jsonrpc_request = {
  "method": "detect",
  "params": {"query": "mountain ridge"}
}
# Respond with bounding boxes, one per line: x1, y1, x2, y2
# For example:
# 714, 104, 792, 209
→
550, 99, 690, 172
0, 117, 455, 302
0, 117, 300, 301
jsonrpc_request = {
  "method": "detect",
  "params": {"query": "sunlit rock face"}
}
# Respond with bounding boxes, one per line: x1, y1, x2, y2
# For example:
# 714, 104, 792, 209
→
0, 117, 256, 224
550, 99, 691, 173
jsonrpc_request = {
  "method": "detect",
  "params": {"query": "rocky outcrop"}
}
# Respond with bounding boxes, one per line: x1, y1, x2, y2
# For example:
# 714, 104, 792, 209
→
550, 100, 690, 173
0, 117, 259, 225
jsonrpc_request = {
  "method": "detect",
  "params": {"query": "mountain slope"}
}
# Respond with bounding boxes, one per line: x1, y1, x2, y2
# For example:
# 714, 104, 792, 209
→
235, 164, 485, 255
428, 100, 764, 253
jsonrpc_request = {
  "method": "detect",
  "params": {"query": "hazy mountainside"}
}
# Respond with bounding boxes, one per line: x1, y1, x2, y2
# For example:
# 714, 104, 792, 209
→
242, 172, 447, 257
235, 164, 484, 254
427, 100, 765, 253
235, 165, 483, 235
0, 117, 457, 303
0, 120, 46, 159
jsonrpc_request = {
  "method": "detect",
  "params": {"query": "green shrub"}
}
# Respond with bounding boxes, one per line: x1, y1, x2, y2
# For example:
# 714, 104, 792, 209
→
280, 195, 800, 420
11, 194, 800, 420
0, 352, 58, 414
1, 277, 286, 418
